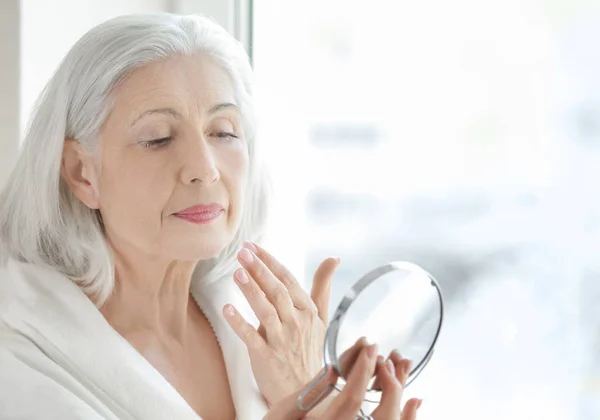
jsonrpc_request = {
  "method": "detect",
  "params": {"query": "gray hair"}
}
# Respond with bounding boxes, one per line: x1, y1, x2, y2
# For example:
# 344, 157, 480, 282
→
0, 13, 270, 306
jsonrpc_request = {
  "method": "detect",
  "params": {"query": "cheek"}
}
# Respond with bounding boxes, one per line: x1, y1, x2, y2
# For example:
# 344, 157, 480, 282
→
223, 149, 250, 216
98, 156, 172, 232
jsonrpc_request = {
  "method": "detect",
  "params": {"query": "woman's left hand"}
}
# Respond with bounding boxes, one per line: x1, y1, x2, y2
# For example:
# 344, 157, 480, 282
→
223, 241, 339, 407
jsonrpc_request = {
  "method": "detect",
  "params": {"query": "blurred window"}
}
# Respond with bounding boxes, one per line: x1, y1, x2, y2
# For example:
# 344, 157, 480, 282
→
253, 1, 600, 418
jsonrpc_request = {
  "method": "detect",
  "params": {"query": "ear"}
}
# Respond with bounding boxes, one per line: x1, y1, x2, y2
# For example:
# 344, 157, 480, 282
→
61, 139, 101, 209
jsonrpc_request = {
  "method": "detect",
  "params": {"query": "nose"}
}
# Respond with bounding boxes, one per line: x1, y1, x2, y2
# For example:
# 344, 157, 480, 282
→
180, 133, 220, 185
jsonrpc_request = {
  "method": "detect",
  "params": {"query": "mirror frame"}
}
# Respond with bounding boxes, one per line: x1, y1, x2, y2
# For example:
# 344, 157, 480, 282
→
297, 261, 445, 410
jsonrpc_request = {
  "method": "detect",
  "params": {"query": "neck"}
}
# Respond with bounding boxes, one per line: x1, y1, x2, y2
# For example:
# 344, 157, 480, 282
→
100, 249, 199, 346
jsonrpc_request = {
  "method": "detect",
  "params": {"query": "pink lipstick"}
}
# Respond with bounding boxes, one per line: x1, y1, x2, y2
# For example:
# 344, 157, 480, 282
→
173, 203, 223, 224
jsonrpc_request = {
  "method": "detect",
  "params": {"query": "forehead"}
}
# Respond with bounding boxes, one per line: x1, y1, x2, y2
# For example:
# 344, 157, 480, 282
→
110, 54, 237, 119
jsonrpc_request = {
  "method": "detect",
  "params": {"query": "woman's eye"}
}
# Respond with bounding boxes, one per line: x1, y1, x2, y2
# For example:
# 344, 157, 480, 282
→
141, 137, 172, 149
212, 132, 239, 141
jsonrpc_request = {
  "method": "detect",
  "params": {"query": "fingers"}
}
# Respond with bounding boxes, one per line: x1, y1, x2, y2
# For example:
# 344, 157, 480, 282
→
245, 242, 316, 312
388, 351, 412, 388
223, 304, 267, 351
370, 356, 384, 391
338, 336, 368, 378
233, 268, 284, 340
370, 359, 402, 419
371, 351, 419, 420
400, 398, 423, 420
264, 365, 339, 420
238, 244, 295, 321
372, 350, 410, 391
322, 344, 379, 418
310, 257, 339, 323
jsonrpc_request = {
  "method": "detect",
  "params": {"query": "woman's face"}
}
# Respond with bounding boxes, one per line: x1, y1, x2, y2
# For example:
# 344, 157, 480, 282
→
90, 55, 249, 262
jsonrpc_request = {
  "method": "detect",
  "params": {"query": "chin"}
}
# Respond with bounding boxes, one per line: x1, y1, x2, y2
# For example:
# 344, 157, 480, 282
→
169, 233, 234, 261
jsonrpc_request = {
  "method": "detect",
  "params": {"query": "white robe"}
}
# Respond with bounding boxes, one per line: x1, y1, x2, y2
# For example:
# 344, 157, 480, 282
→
0, 259, 270, 419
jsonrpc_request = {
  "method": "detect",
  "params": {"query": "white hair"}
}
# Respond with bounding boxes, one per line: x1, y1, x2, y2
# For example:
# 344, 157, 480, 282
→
0, 13, 270, 306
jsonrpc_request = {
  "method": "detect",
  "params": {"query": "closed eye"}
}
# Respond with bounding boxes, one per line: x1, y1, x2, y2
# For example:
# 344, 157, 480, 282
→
141, 137, 172, 149
213, 132, 239, 139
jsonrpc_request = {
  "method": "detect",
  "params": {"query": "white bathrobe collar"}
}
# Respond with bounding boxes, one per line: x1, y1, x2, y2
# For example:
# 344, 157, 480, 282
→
0, 259, 269, 419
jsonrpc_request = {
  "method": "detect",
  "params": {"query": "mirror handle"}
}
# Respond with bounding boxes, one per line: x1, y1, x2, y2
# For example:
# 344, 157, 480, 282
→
296, 366, 336, 411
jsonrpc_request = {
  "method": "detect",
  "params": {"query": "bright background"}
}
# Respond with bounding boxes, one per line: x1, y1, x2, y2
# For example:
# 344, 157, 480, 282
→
253, 1, 600, 419
1, 1, 599, 418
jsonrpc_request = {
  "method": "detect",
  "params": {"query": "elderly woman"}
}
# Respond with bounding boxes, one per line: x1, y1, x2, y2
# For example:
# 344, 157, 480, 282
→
0, 13, 421, 420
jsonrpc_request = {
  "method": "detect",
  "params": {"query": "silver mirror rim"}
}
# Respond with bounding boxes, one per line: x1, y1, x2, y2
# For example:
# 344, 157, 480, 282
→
324, 261, 445, 402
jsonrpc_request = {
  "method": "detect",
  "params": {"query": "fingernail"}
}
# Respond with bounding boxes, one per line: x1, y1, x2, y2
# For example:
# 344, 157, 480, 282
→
235, 269, 249, 284
404, 360, 412, 376
239, 247, 254, 263
392, 349, 402, 358
367, 343, 378, 358
385, 359, 395, 376
417, 399, 423, 409
244, 241, 258, 253
224, 305, 235, 317
376, 355, 385, 366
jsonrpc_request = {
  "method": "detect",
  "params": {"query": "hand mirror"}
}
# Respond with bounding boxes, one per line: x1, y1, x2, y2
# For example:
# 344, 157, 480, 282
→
297, 261, 444, 411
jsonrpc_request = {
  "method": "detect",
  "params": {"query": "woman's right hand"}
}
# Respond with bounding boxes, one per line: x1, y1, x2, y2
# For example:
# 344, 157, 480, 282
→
264, 343, 422, 420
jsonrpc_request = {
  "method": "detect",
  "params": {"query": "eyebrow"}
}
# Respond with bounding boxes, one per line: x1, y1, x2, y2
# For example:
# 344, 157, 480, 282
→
131, 102, 240, 127
209, 102, 240, 114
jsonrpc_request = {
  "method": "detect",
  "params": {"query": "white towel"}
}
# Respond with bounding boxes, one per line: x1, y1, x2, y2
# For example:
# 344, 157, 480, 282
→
0, 259, 269, 419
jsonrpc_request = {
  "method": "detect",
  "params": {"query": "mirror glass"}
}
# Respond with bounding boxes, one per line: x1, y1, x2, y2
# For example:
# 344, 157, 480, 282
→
326, 262, 444, 403
298, 262, 444, 411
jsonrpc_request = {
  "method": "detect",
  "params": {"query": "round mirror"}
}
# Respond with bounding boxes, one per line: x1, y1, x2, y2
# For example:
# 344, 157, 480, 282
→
298, 261, 444, 410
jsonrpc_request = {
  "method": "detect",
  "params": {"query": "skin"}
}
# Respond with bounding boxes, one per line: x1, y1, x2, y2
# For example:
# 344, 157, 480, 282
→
224, 243, 423, 418
266, 342, 423, 419
61, 54, 246, 419
60, 52, 422, 419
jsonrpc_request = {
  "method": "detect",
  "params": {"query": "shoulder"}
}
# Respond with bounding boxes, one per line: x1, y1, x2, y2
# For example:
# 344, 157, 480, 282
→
0, 331, 107, 420
0, 261, 120, 419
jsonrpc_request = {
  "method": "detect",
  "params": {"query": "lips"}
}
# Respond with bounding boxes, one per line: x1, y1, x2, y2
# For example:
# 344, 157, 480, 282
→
174, 203, 224, 215
173, 203, 224, 224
